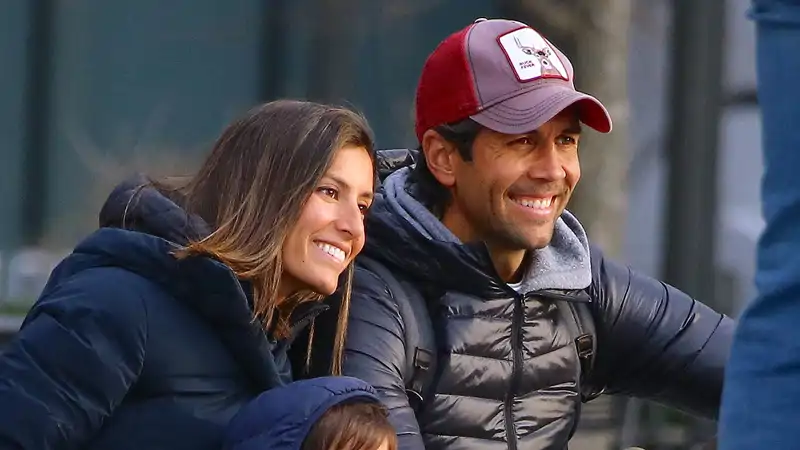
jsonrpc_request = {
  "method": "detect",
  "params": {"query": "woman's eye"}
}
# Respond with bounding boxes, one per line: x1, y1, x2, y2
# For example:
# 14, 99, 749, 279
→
318, 187, 338, 199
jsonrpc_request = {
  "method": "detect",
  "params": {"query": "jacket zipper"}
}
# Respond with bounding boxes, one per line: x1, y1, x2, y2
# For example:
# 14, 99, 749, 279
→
565, 301, 586, 440
505, 293, 524, 450
288, 304, 329, 338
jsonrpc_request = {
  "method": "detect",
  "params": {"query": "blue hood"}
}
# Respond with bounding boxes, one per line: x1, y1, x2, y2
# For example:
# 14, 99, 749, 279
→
98, 173, 210, 244
89, 175, 259, 334
93, 174, 327, 332
62, 175, 324, 390
222, 376, 382, 450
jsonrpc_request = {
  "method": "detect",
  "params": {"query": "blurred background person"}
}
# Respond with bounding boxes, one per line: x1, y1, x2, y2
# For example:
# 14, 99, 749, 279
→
719, 0, 800, 448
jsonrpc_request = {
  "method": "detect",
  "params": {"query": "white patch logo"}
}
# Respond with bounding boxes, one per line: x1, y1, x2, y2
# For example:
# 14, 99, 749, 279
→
498, 27, 569, 82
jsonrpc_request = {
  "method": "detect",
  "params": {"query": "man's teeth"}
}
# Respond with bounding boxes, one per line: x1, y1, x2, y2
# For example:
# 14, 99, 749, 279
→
513, 197, 553, 209
316, 242, 346, 262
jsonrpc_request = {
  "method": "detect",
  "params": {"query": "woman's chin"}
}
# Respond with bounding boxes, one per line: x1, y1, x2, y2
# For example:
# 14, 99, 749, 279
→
282, 267, 342, 298
306, 278, 338, 297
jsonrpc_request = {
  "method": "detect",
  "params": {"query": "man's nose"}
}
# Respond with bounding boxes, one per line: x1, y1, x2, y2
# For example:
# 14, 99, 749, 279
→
527, 144, 567, 181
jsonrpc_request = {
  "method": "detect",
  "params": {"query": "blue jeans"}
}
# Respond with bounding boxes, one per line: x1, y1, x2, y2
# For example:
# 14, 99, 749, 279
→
719, 1, 800, 448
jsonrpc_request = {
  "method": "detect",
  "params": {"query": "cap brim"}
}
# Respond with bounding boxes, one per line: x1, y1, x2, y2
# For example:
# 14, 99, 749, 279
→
470, 84, 612, 134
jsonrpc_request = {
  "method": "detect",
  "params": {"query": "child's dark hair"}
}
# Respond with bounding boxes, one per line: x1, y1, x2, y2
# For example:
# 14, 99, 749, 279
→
302, 400, 397, 450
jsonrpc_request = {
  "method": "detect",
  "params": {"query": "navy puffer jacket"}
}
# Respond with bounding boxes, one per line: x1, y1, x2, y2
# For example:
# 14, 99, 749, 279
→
0, 177, 325, 450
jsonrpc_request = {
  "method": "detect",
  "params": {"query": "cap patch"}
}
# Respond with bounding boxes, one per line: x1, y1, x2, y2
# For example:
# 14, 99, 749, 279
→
497, 27, 569, 83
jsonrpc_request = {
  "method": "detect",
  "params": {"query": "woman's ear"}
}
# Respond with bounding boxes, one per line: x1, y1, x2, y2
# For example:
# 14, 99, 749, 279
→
420, 129, 457, 188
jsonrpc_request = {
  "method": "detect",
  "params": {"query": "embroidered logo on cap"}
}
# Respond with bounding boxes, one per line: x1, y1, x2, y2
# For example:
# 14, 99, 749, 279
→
498, 27, 568, 82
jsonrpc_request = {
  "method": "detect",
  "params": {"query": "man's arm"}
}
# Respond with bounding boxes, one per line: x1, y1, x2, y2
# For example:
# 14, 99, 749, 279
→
586, 246, 734, 419
341, 266, 426, 450
0, 268, 148, 449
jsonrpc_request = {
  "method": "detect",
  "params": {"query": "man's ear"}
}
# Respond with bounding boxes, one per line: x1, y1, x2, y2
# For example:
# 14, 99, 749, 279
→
421, 129, 458, 188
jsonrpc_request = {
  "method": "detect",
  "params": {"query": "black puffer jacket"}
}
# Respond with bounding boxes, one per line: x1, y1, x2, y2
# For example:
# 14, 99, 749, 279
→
300, 149, 733, 450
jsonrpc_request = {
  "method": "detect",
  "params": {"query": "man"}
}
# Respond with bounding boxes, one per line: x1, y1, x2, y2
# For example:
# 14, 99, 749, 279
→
294, 18, 733, 450
719, 1, 800, 448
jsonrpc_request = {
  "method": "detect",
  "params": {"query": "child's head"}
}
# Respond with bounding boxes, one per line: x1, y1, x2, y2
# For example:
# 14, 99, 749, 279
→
302, 400, 396, 450
223, 376, 397, 450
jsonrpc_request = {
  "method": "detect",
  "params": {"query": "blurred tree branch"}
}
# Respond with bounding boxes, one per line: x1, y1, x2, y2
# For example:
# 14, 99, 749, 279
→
516, 0, 632, 259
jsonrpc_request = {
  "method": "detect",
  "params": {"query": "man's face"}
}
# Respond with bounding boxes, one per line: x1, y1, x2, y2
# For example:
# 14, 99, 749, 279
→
445, 110, 581, 251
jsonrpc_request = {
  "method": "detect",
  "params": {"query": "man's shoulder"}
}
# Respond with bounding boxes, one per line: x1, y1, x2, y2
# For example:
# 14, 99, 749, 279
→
375, 148, 418, 181
350, 256, 437, 370
351, 256, 430, 308
353, 256, 414, 292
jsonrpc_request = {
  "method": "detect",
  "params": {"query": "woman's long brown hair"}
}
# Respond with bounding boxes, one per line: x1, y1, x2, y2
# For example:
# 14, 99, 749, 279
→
152, 100, 375, 375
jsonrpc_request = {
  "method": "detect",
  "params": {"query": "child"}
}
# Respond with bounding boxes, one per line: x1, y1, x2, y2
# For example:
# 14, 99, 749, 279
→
223, 376, 397, 450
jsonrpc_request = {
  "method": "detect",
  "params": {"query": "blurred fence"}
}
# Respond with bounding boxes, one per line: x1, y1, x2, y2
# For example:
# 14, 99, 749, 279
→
0, 0, 508, 253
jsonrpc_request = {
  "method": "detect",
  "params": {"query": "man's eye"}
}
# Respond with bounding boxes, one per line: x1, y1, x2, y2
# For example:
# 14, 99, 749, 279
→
557, 136, 577, 145
510, 137, 534, 146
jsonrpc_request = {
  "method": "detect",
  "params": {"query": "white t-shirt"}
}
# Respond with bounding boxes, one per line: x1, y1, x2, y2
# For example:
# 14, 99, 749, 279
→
507, 280, 525, 293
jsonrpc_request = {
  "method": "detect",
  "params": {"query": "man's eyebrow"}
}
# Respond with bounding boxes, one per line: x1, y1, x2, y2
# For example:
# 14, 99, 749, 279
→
327, 174, 374, 199
564, 123, 583, 134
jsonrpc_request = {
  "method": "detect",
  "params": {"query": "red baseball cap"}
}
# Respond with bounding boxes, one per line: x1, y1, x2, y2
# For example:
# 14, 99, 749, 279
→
415, 18, 612, 142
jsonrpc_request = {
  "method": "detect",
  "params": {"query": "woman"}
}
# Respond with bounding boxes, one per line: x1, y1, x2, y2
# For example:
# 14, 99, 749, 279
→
223, 376, 397, 450
0, 100, 377, 450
